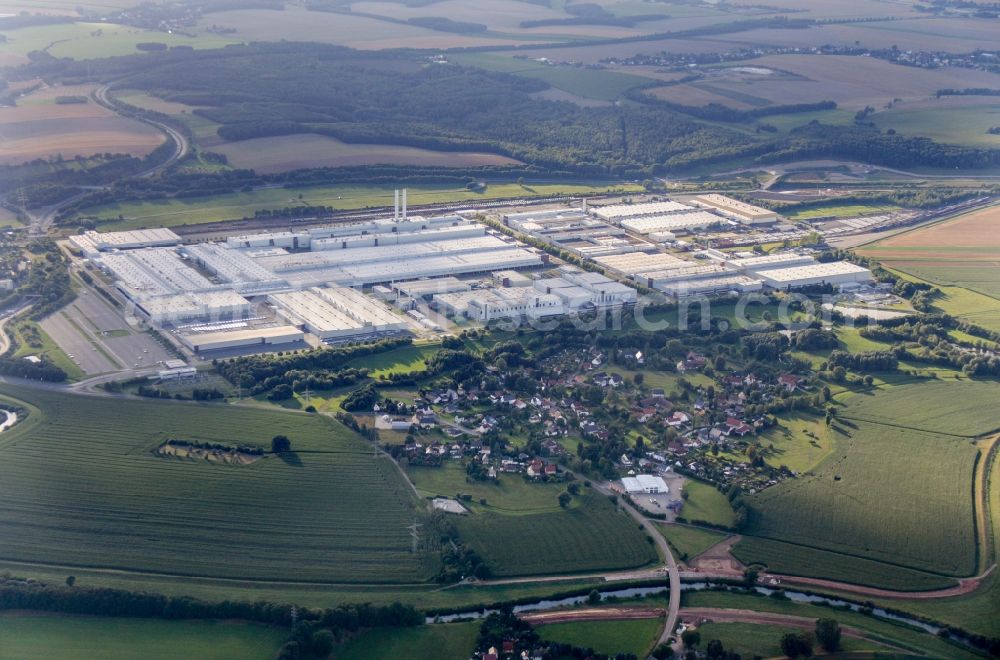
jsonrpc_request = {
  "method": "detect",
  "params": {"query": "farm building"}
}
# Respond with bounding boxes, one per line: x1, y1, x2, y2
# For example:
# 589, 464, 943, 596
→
621, 475, 669, 494
693, 194, 779, 224
178, 325, 305, 352
755, 262, 874, 289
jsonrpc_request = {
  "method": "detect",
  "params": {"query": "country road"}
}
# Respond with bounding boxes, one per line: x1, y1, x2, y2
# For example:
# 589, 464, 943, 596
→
18, 84, 190, 236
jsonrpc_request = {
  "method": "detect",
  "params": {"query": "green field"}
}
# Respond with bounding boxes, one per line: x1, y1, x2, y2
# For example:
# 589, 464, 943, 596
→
680, 480, 736, 528
0, 613, 285, 660
334, 622, 478, 660
535, 618, 662, 657
873, 103, 1000, 148
657, 523, 728, 561
454, 491, 658, 577
741, 382, 988, 583
0, 385, 435, 584
0, 21, 236, 61
409, 464, 656, 576
345, 343, 437, 378
693, 621, 875, 658
9, 319, 85, 381
784, 203, 902, 220
732, 536, 958, 591
75, 182, 643, 230
838, 379, 1000, 436
682, 591, 981, 660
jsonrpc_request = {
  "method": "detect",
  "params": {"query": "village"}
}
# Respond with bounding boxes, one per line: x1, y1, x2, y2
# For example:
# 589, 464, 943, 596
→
369, 335, 812, 515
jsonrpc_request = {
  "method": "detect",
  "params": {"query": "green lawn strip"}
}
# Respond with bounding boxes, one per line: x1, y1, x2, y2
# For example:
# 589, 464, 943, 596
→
10, 320, 85, 381
0, 613, 285, 660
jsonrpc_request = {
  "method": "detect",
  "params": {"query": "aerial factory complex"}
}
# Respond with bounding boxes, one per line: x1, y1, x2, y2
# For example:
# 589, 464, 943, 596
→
64, 192, 871, 360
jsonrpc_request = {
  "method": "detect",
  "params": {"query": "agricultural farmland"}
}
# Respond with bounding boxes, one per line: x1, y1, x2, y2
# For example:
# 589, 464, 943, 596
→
861, 205, 1000, 299
0, 84, 164, 165
0, 385, 437, 584
452, 491, 658, 577
214, 134, 522, 174
648, 55, 1000, 111
409, 463, 657, 577
739, 380, 995, 583
0, 613, 285, 660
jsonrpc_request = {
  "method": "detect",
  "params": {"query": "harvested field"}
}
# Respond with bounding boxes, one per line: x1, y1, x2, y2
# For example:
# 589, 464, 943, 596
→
0, 84, 163, 165
214, 134, 522, 174
196, 6, 529, 50
861, 206, 1000, 298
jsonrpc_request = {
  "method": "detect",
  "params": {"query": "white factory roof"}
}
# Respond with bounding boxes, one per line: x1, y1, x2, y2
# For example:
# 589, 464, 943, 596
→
725, 253, 816, 271
592, 201, 692, 220
621, 211, 725, 234
755, 262, 872, 284
593, 252, 689, 275
395, 277, 470, 297
694, 194, 778, 220
82, 228, 181, 250
99, 248, 215, 299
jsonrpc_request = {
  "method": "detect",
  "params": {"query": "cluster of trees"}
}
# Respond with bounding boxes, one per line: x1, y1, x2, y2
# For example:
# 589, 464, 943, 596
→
213, 338, 409, 388
826, 349, 900, 374
475, 608, 639, 660
0, 356, 67, 382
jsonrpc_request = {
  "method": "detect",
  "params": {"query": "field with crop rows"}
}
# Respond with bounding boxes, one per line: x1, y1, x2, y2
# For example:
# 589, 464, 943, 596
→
743, 403, 980, 580
861, 205, 1000, 299
693, 622, 875, 658
0, 84, 164, 165
453, 491, 657, 577
0, 386, 436, 584
838, 380, 1000, 436
0, 613, 285, 660
732, 536, 958, 590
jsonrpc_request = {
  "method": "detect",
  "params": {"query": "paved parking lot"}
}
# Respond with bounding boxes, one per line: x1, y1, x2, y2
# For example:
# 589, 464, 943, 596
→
632, 471, 687, 522
40, 289, 174, 375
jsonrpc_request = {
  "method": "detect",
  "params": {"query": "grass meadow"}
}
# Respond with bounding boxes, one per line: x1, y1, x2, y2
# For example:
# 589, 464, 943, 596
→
692, 622, 876, 658
76, 181, 643, 230
680, 480, 736, 528
0, 385, 436, 584
0, 613, 285, 660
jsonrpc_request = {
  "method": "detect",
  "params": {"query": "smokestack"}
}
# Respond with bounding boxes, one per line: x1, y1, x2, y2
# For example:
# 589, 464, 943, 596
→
402, 188, 407, 221
394, 189, 400, 221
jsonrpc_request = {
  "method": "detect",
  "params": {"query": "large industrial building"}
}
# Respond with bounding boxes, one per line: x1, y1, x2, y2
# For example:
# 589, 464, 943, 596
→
753, 262, 874, 289
178, 326, 305, 353
591, 201, 693, 221
269, 287, 409, 341
693, 194, 779, 224
503, 207, 647, 258
620, 211, 726, 235
70, 228, 182, 256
